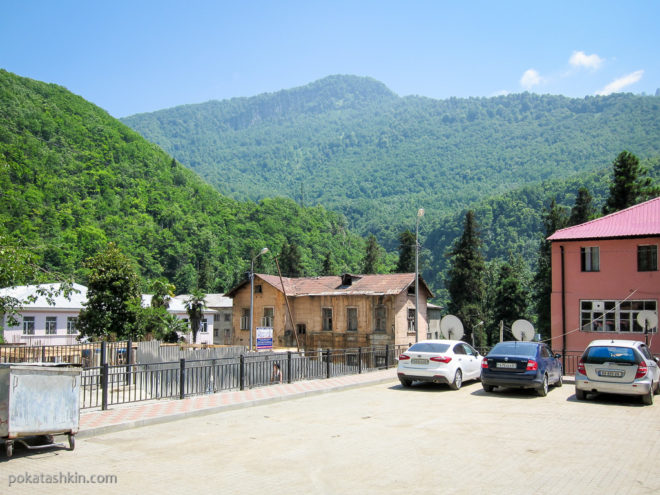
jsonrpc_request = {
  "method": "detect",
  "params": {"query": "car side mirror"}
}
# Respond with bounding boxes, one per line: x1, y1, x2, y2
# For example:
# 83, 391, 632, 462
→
654, 357, 659, 364
554, 353, 561, 359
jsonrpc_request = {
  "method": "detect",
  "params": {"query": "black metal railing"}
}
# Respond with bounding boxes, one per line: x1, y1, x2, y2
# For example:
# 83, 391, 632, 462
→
77, 344, 406, 410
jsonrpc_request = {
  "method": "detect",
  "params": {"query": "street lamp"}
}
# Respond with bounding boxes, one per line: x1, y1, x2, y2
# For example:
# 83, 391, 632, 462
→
415, 208, 424, 343
250, 247, 269, 351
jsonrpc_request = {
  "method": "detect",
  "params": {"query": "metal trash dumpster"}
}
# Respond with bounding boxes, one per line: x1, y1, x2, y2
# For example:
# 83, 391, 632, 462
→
0, 363, 81, 457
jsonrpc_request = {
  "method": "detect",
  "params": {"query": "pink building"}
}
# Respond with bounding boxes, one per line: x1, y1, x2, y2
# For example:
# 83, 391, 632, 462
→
548, 197, 659, 355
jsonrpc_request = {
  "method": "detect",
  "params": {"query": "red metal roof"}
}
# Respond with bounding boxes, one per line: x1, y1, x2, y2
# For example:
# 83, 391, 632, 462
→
548, 196, 660, 241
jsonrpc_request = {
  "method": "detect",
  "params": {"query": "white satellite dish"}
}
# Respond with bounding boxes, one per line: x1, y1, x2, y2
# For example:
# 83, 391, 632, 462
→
637, 311, 658, 332
440, 315, 464, 340
511, 319, 535, 341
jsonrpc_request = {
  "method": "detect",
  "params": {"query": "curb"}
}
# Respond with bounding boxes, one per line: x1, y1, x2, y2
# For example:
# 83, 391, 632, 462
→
76, 374, 398, 439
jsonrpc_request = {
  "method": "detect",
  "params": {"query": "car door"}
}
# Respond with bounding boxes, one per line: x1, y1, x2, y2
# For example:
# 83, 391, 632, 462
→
460, 343, 481, 381
540, 345, 559, 382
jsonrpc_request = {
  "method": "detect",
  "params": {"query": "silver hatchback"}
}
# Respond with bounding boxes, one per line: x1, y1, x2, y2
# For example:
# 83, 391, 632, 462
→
575, 339, 660, 405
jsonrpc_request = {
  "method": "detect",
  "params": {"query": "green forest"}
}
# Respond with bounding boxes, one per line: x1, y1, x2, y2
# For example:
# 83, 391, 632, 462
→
122, 75, 660, 249
0, 70, 371, 295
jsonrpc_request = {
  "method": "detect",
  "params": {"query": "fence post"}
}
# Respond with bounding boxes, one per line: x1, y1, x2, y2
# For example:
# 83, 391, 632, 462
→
287, 351, 292, 384
386, 344, 390, 368
326, 349, 331, 379
179, 358, 186, 400
41, 346, 46, 363
125, 340, 132, 385
358, 347, 362, 374
101, 341, 107, 367
101, 363, 109, 410
240, 354, 245, 391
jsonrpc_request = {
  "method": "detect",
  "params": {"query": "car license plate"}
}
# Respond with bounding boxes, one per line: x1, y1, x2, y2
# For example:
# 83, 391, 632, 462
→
598, 369, 624, 378
496, 362, 517, 369
411, 358, 428, 365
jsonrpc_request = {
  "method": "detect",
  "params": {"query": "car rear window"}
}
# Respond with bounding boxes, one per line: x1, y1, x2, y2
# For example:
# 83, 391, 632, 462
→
488, 342, 538, 357
408, 343, 450, 353
583, 346, 639, 365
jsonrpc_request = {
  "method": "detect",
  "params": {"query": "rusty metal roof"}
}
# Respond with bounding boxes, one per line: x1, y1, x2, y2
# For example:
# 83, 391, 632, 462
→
227, 273, 433, 298
548, 196, 660, 241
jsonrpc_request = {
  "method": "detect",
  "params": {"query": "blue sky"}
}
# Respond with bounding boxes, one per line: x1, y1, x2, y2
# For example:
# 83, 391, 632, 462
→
2, 1, 658, 117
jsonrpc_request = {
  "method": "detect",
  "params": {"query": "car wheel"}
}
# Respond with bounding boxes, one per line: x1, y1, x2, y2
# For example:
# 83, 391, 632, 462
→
536, 374, 548, 397
642, 388, 654, 406
449, 369, 462, 390
482, 383, 494, 393
575, 388, 587, 400
653, 381, 659, 396
555, 373, 563, 388
399, 377, 412, 388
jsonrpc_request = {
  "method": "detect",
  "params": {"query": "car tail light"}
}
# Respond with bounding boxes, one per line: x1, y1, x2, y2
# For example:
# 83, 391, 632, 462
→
577, 360, 586, 375
430, 356, 452, 363
398, 354, 411, 361
481, 360, 489, 369
526, 360, 538, 371
636, 362, 648, 379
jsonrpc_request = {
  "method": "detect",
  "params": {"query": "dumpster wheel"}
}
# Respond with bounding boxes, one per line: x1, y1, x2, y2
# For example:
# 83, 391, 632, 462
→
68, 434, 75, 451
5, 440, 13, 458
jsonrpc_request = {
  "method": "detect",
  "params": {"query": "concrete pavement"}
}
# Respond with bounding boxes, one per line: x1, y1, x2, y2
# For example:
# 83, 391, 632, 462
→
2, 372, 659, 495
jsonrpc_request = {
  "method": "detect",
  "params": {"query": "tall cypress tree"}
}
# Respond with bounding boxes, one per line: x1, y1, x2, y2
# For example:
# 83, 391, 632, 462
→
569, 187, 595, 226
446, 211, 485, 343
533, 199, 568, 339
362, 235, 381, 274
603, 151, 657, 214
279, 241, 303, 277
396, 229, 416, 273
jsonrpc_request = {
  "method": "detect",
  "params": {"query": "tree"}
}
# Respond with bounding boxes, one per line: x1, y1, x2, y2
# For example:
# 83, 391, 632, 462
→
569, 187, 595, 226
446, 211, 485, 344
321, 252, 335, 276
533, 199, 568, 339
151, 279, 175, 309
603, 151, 658, 214
491, 261, 530, 345
279, 242, 303, 277
77, 243, 143, 341
185, 289, 206, 344
396, 229, 416, 273
362, 235, 381, 274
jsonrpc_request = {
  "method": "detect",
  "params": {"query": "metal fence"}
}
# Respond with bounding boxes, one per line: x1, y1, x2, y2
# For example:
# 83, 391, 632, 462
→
78, 345, 406, 410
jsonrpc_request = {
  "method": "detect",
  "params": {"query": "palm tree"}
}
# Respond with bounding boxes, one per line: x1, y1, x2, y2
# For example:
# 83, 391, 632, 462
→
185, 289, 206, 344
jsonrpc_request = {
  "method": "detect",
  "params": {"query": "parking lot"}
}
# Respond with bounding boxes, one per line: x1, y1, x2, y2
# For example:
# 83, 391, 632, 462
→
2, 377, 659, 494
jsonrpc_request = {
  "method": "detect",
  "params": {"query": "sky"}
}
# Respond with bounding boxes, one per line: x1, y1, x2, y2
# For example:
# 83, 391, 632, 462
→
2, 1, 659, 118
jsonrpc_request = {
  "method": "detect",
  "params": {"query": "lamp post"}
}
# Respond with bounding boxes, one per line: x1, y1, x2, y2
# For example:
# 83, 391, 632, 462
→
415, 208, 424, 343
250, 247, 269, 351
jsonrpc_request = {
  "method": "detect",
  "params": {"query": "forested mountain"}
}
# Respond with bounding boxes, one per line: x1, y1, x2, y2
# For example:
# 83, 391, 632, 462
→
0, 70, 369, 293
122, 75, 660, 249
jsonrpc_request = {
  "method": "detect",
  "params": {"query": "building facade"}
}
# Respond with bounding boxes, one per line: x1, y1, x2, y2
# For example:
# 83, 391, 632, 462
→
227, 273, 433, 350
549, 197, 660, 355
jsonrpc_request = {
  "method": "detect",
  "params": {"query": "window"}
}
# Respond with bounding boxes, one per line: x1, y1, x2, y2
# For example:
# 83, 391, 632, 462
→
262, 307, 274, 327
296, 324, 307, 335
22, 316, 35, 335
254, 285, 262, 294
347, 308, 358, 332
240, 308, 250, 330
580, 299, 657, 333
374, 305, 387, 332
224, 313, 231, 322
638, 245, 658, 272
46, 317, 57, 335
66, 317, 77, 334
581, 247, 600, 272
322, 308, 333, 331
214, 329, 219, 337
407, 308, 415, 333
200, 319, 209, 333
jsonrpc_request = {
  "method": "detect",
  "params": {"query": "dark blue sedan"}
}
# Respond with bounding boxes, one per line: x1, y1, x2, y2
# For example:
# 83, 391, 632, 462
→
481, 341, 563, 396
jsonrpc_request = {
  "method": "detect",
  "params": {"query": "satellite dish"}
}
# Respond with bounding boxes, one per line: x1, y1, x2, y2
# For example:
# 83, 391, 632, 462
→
440, 315, 464, 340
511, 319, 535, 341
637, 311, 658, 332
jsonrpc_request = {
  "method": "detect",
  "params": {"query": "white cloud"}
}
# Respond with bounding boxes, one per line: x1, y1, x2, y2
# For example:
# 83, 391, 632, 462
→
520, 69, 542, 90
596, 70, 644, 95
492, 90, 510, 97
569, 51, 604, 70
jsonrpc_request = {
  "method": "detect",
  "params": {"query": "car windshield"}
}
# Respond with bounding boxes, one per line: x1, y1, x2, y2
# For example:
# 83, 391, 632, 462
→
583, 346, 638, 365
488, 342, 537, 357
408, 343, 450, 353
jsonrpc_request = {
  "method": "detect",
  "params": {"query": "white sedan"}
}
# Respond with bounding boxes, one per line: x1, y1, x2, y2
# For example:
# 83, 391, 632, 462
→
397, 340, 483, 390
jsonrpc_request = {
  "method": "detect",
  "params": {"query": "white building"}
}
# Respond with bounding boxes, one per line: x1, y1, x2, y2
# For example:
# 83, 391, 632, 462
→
204, 293, 234, 345
1, 284, 216, 345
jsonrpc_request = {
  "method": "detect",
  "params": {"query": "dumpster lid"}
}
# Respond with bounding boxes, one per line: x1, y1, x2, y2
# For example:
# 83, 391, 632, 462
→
0, 362, 82, 368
